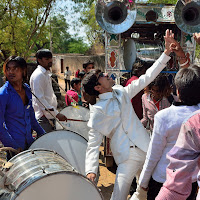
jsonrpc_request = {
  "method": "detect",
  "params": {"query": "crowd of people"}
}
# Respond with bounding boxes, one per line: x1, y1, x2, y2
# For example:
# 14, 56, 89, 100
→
83, 30, 200, 200
0, 29, 199, 200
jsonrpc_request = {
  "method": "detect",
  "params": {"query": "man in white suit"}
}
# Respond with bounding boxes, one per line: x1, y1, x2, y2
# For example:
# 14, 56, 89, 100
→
82, 30, 174, 200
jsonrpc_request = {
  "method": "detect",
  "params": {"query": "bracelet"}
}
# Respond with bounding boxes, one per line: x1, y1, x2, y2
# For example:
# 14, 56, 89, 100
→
177, 55, 187, 60
179, 59, 189, 67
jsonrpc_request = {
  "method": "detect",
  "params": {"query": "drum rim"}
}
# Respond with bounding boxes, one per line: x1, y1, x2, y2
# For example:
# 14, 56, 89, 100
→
35, 129, 88, 143
10, 170, 104, 200
7, 149, 68, 163
28, 130, 89, 177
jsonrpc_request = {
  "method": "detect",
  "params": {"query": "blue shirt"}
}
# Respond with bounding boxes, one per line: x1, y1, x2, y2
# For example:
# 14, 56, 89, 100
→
0, 81, 45, 150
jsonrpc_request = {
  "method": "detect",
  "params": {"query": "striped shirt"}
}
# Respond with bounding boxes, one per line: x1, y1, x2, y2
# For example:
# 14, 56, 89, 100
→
156, 109, 200, 200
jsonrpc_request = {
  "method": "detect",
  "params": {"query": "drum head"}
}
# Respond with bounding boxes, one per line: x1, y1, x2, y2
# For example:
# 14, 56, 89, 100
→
29, 130, 87, 175
56, 106, 90, 141
12, 172, 103, 200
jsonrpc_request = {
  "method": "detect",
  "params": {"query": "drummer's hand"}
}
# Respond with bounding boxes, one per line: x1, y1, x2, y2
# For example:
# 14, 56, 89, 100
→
56, 113, 67, 121
87, 173, 96, 182
82, 102, 89, 108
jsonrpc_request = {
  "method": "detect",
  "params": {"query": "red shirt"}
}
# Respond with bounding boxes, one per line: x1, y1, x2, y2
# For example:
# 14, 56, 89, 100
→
153, 98, 160, 110
75, 70, 80, 78
125, 76, 143, 120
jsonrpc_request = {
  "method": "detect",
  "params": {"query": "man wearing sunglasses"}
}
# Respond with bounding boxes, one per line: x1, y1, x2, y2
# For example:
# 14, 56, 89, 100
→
82, 29, 180, 200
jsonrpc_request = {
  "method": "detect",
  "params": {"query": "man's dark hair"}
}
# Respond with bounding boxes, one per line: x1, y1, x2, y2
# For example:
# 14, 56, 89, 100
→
83, 60, 94, 69
71, 78, 81, 88
148, 74, 172, 97
3, 56, 27, 82
175, 65, 200, 105
36, 49, 52, 64
78, 71, 85, 78
82, 69, 101, 96
132, 59, 153, 77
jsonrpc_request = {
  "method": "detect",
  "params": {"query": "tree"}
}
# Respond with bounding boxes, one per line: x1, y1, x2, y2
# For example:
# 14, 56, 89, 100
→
147, 0, 177, 3
0, 0, 55, 62
68, 37, 90, 54
49, 14, 71, 53
196, 44, 200, 59
46, 13, 90, 54
80, 2, 104, 45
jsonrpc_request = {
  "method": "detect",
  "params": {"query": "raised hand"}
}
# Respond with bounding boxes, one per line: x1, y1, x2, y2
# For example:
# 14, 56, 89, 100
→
164, 29, 183, 56
164, 29, 175, 55
164, 29, 189, 68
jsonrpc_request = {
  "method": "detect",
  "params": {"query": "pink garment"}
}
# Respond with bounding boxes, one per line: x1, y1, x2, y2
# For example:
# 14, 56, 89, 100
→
141, 93, 174, 132
65, 89, 78, 106
125, 76, 143, 120
156, 110, 200, 200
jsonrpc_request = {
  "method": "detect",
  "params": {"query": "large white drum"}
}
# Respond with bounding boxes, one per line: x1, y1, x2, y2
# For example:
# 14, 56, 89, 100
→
56, 106, 90, 141
29, 130, 87, 176
4, 149, 103, 200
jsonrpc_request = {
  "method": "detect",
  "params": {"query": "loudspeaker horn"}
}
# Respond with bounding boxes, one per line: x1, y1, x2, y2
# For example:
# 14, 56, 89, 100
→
174, 0, 200, 34
95, 0, 137, 34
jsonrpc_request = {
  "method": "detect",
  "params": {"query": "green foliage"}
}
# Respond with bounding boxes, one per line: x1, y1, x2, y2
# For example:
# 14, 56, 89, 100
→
0, 0, 55, 62
47, 14, 90, 54
0, 0, 92, 65
80, 2, 104, 45
50, 14, 71, 53
196, 44, 200, 59
146, 0, 177, 4
68, 38, 90, 54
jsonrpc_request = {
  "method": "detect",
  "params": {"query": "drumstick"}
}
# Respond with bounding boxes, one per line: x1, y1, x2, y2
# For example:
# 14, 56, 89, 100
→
66, 118, 88, 122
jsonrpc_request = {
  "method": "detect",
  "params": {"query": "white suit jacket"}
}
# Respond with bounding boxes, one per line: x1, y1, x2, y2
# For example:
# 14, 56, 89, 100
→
85, 53, 171, 175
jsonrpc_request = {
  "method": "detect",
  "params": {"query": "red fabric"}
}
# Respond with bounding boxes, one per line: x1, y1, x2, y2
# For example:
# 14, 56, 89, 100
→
75, 70, 80, 78
65, 90, 78, 106
125, 76, 143, 120
153, 98, 160, 110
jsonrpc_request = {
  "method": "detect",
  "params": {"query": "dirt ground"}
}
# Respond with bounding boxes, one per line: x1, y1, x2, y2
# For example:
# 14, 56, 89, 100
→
57, 76, 132, 200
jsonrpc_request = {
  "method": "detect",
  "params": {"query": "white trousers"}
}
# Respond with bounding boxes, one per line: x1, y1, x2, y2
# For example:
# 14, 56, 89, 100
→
110, 147, 147, 200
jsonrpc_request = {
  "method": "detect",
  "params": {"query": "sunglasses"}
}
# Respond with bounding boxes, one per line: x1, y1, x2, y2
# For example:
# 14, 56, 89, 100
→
96, 72, 109, 85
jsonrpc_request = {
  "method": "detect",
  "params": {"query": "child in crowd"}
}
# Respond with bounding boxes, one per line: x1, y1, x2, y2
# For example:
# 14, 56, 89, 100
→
141, 74, 177, 134
78, 71, 85, 81
65, 78, 82, 106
